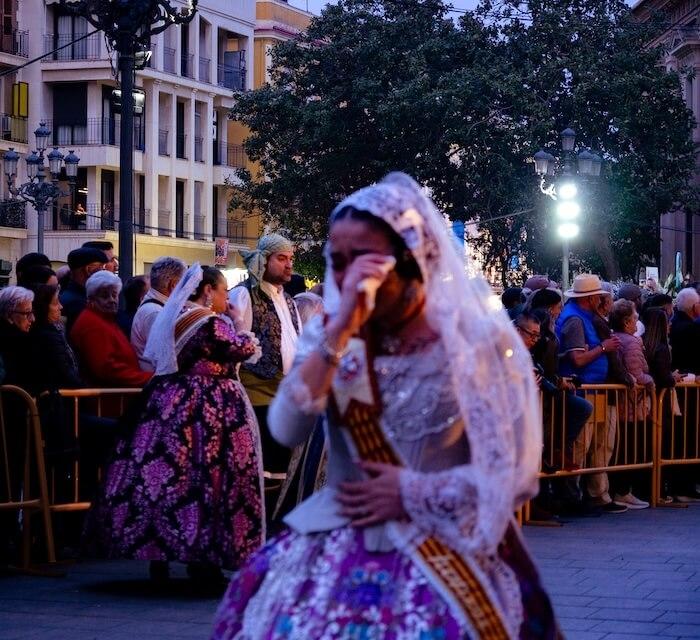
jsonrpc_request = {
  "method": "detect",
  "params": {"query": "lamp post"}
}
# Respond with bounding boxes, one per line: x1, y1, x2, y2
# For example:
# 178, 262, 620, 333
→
60, 0, 198, 282
4, 122, 80, 254
533, 128, 602, 289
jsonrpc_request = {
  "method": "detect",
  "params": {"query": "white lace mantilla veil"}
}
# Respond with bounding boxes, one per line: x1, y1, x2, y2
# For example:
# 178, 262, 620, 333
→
325, 172, 542, 557
143, 262, 203, 376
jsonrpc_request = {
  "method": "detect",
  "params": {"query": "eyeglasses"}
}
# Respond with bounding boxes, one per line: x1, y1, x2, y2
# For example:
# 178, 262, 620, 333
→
519, 326, 541, 340
13, 310, 34, 317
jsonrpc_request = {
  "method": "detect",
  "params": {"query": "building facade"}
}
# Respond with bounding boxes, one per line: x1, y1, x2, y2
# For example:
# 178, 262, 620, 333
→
0, 0, 312, 278
633, 0, 700, 282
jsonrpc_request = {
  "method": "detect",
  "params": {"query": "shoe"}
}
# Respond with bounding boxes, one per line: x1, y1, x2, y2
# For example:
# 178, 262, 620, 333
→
149, 560, 170, 582
613, 493, 649, 510
673, 494, 700, 503
600, 502, 628, 514
658, 495, 674, 505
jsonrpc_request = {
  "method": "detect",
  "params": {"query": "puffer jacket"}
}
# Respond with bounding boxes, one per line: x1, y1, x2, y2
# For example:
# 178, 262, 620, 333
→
615, 331, 654, 388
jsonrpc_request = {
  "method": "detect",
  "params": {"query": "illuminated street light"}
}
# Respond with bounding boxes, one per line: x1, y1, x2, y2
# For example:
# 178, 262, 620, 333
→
558, 223, 580, 239
532, 127, 604, 289
556, 201, 581, 220
558, 182, 578, 200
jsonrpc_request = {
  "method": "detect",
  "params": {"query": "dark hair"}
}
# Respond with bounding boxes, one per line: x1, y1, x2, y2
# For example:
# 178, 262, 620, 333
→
642, 307, 669, 357
514, 309, 540, 328
502, 287, 524, 310
190, 266, 224, 301
16, 252, 50, 277
82, 240, 114, 252
18, 264, 56, 288
30, 283, 59, 326
528, 288, 562, 311
642, 293, 673, 313
331, 207, 423, 282
123, 276, 149, 313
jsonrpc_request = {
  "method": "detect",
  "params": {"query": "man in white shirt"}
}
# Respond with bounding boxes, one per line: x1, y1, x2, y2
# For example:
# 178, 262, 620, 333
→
131, 256, 187, 370
229, 233, 302, 477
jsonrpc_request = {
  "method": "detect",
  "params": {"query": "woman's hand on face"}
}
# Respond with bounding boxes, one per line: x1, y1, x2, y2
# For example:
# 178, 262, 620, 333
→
337, 461, 407, 527
328, 254, 396, 340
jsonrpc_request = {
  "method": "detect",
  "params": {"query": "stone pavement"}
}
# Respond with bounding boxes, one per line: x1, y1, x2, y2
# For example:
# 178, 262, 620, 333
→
0, 505, 699, 639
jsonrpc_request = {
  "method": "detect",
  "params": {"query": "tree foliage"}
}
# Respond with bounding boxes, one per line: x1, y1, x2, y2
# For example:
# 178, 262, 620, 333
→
229, 0, 697, 282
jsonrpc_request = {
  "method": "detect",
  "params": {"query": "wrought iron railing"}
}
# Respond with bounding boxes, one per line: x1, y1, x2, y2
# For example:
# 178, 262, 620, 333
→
1, 30, 29, 57
0, 200, 26, 229
213, 142, 246, 168
43, 117, 145, 150
0, 114, 28, 143
43, 33, 102, 62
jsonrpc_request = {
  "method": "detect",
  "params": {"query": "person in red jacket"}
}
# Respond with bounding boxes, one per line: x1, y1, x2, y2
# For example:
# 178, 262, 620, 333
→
70, 270, 152, 388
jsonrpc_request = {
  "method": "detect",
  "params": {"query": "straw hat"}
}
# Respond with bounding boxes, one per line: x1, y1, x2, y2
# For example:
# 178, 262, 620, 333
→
565, 274, 606, 299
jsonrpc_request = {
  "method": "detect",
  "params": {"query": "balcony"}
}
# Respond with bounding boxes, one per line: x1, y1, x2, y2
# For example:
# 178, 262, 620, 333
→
158, 129, 169, 156
0, 200, 26, 229
0, 31, 29, 58
175, 213, 190, 239
216, 218, 245, 242
213, 142, 246, 168
43, 118, 145, 151
43, 203, 117, 232
158, 210, 172, 237
217, 63, 245, 91
0, 114, 28, 144
194, 214, 208, 240
44, 33, 102, 62
199, 57, 211, 83
181, 53, 195, 78
163, 46, 176, 74
194, 136, 203, 162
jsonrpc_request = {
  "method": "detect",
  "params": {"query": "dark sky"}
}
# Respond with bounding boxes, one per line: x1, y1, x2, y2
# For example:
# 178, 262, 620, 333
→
287, 0, 636, 17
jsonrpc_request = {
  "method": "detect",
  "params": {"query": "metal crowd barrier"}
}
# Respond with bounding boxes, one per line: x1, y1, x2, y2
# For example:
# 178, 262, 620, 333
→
540, 384, 656, 478
654, 382, 700, 506
45, 388, 141, 514
527, 382, 700, 522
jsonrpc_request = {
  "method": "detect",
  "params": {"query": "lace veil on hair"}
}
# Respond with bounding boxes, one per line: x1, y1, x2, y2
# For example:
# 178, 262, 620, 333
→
325, 172, 541, 555
143, 262, 203, 376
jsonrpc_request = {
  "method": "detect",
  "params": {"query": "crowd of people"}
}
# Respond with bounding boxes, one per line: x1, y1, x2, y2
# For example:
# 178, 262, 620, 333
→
0, 176, 699, 636
505, 273, 700, 516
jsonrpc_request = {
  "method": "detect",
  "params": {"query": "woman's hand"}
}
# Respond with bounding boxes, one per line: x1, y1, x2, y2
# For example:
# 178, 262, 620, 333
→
337, 461, 407, 527
240, 331, 262, 364
326, 254, 396, 345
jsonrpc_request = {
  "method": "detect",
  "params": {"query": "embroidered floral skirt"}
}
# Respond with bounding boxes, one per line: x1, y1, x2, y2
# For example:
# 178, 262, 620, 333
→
211, 527, 558, 639
85, 374, 264, 570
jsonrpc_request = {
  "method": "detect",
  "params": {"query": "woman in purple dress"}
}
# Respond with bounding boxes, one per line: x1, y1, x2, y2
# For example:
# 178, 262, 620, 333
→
211, 174, 558, 638
87, 265, 264, 582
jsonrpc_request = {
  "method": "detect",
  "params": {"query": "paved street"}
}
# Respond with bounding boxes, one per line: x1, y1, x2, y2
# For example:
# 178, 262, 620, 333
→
0, 505, 699, 639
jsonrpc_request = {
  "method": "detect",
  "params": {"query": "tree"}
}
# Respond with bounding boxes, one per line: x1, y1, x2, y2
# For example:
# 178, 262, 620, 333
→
229, 0, 697, 282
476, 0, 697, 280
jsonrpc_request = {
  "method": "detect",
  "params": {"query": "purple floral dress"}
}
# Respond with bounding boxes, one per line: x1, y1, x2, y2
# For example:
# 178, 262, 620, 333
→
86, 317, 264, 570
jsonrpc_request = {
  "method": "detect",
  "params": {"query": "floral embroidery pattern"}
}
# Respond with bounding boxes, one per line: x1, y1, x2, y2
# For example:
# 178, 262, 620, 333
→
86, 317, 263, 570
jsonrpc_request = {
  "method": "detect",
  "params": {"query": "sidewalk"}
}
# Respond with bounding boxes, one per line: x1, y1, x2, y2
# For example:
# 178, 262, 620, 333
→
526, 504, 700, 639
0, 505, 699, 639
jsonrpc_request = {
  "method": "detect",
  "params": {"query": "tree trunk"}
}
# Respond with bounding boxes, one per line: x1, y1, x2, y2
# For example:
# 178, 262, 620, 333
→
596, 231, 621, 281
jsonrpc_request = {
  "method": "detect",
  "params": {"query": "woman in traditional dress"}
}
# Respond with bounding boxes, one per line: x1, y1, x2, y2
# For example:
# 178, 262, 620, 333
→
87, 265, 265, 583
212, 173, 558, 638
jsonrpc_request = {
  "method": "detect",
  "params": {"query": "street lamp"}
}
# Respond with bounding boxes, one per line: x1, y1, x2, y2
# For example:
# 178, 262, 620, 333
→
3, 122, 80, 253
61, 0, 198, 282
533, 128, 604, 289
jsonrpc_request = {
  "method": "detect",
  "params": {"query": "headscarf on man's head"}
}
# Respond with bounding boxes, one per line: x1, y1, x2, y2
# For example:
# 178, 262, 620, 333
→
239, 233, 294, 286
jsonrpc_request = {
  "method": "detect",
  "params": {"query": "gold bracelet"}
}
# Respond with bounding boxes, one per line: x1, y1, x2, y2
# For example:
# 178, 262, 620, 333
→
319, 338, 347, 366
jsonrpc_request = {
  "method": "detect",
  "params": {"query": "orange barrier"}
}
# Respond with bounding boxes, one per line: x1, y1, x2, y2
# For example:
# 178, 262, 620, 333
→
539, 384, 656, 478
45, 388, 141, 513
654, 382, 700, 506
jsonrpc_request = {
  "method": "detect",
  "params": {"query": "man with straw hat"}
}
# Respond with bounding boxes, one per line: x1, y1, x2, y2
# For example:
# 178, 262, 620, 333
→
229, 233, 302, 484
556, 274, 626, 513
